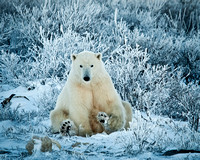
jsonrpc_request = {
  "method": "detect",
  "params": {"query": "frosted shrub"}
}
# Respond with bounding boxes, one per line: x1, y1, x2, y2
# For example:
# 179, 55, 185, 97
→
158, 0, 200, 33
118, 111, 159, 154
0, 51, 29, 85
0, 104, 21, 122
1, 0, 200, 84
144, 30, 200, 84
105, 43, 200, 131
118, 110, 200, 155
0, 103, 38, 123
27, 26, 109, 83
105, 44, 147, 106
168, 82, 200, 131
35, 85, 60, 118
105, 44, 170, 111
0, 0, 111, 85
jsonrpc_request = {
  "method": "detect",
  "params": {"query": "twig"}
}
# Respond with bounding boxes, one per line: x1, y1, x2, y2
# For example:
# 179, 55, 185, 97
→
1, 94, 16, 108
14, 96, 30, 101
1, 94, 29, 108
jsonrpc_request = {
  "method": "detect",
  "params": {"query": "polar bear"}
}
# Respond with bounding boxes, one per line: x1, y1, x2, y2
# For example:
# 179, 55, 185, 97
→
50, 51, 132, 136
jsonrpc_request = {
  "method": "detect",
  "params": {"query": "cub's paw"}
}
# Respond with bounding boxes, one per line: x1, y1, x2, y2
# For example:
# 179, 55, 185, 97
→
97, 112, 109, 126
60, 119, 73, 136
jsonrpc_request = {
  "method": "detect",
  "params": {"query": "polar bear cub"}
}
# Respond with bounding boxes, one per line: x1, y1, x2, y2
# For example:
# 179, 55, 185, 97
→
50, 51, 132, 136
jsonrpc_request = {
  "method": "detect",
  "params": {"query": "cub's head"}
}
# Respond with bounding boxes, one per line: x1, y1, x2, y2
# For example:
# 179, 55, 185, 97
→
71, 51, 103, 83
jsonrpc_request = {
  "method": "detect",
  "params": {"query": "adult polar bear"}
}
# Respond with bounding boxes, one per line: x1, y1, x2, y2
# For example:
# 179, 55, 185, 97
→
50, 51, 132, 136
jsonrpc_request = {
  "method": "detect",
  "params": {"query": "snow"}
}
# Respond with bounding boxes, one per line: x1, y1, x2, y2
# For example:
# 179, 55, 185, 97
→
0, 84, 200, 159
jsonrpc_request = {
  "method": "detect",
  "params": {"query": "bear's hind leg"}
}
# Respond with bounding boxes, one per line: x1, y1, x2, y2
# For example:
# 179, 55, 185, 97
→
50, 109, 78, 136
89, 109, 104, 134
97, 109, 126, 134
97, 112, 110, 133
122, 101, 133, 129
60, 119, 78, 136
50, 109, 69, 133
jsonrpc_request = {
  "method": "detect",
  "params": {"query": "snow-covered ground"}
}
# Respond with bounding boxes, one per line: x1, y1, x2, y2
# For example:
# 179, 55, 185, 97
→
0, 83, 200, 160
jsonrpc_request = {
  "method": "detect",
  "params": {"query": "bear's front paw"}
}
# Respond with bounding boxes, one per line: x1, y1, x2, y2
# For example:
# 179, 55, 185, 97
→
60, 119, 73, 136
97, 112, 109, 127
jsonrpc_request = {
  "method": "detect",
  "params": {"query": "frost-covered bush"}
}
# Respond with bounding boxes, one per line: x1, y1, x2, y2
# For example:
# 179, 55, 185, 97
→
105, 44, 150, 107
0, 0, 105, 54
0, 51, 29, 85
142, 30, 200, 84
105, 44, 171, 110
158, 0, 200, 33
0, 105, 22, 122
35, 84, 60, 118
105, 44, 200, 130
118, 111, 200, 154
1, 0, 200, 84
0, 104, 38, 123
167, 82, 200, 131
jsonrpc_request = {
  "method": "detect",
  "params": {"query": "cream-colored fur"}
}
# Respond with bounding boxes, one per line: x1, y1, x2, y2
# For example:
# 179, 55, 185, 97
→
50, 51, 132, 136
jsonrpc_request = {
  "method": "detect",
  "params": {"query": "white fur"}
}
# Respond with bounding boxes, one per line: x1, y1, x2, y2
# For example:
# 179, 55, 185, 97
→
50, 51, 132, 136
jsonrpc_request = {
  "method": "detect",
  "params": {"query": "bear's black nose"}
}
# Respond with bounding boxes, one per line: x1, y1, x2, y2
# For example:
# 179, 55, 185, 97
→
83, 76, 90, 82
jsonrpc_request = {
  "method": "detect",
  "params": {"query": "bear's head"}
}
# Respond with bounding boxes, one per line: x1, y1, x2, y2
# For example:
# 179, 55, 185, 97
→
70, 51, 103, 84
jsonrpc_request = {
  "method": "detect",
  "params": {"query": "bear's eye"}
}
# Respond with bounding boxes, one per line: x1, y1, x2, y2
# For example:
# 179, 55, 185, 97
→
91, 65, 94, 68
80, 65, 83, 68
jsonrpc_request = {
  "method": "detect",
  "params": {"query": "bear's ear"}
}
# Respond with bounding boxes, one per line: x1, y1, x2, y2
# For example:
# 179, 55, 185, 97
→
96, 53, 102, 60
71, 54, 77, 61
